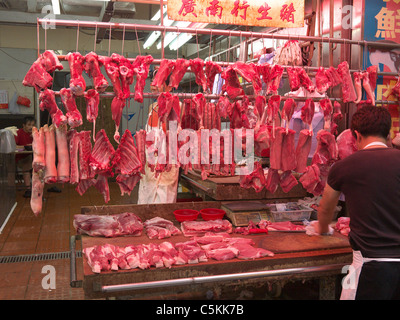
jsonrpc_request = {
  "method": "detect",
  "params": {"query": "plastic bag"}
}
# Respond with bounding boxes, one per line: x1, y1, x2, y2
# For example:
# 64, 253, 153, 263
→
17, 96, 31, 108
304, 220, 334, 236
0, 129, 16, 153
8, 92, 20, 115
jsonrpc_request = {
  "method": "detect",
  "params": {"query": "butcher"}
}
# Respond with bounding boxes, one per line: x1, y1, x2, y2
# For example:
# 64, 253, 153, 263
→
15, 116, 35, 198
137, 69, 181, 204
316, 105, 400, 300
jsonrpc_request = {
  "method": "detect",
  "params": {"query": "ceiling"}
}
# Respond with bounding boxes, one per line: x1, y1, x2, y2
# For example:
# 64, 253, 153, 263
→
0, 0, 275, 58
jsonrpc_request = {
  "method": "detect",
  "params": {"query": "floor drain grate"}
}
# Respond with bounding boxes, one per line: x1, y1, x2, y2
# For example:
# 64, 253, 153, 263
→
0, 251, 82, 263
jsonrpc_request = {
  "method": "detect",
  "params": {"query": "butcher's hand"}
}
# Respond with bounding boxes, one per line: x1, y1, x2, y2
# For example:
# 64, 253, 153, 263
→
305, 221, 333, 236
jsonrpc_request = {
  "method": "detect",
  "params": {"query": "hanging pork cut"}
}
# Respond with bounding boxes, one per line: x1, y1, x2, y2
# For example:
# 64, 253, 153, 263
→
111, 96, 126, 143
190, 58, 207, 92
84, 52, 108, 93
205, 61, 222, 93
265, 168, 280, 194
315, 67, 332, 94
117, 54, 135, 99
134, 129, 147, 174
362, 71, 376, 106
297, 68, 315, 93
286, 67, 301, 92
353, 72, 362, 104
281, 98, 296, 131
23, 58, 53, 92
169, 58, 191, 90
151, 59, 175, 89
331, 101, 343, 135
31, 172, 44, 216
66, 52, 86, 96
337, 61, 357, 103
101, 55, 123, 98
132, 55, 154, 103
319, 98, 334, 130
336, 129, 357, 160
232, 62, 262, 95
267, 65, 284, 94
59, 88, 83, 128
84, 89, 99, 140
32, 126, 46, 173
55, 124, 70, 183
221, 66, 245, 99
239, 161, 266, 193
40, 50, 63, 73
43, 124, 57, 184
39, 89, 67, 128
325, 66, 342, 87
280, 170, 298, 193
89, 129, 115, 176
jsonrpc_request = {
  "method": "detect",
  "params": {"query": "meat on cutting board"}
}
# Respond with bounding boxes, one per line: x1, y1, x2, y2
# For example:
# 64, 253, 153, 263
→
32, 126, 46, 173
55, 124, 70, 183
181, 219, 233, 237
59, 88, 83, 128
144, 217, 181, 239
39, 89, 67, 128
43, 124, 57, 184
66, 52, 86, 96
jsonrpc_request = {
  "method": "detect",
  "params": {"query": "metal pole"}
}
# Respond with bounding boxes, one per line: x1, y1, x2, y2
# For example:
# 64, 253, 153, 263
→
37, 18, 400, 49
100, 263, 347, 293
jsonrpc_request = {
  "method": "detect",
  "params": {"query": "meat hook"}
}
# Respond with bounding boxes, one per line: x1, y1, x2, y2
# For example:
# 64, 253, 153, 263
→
94, 23, 98, 52
135, 26, 141, 56
76, 22, 80, 53
122, 24, 126, 55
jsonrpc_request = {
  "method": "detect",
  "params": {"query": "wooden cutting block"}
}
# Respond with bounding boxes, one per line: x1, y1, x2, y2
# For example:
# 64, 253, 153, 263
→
258, 232, 350, 254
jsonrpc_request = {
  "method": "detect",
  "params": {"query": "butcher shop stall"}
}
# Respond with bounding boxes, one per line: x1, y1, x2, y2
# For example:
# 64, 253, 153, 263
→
0, 0, 399, 302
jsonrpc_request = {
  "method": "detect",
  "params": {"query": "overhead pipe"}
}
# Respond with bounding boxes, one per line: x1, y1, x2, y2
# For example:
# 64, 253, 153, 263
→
37, 18, 400, 49
99, 263, 348, 293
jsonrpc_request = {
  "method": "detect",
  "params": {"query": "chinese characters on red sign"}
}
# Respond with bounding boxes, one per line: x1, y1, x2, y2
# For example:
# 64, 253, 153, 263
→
168, 0, 304, 28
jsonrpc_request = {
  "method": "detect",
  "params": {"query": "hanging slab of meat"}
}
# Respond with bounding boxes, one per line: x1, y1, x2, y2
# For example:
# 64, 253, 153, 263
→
116, 173, 141, 196
299, 164, 321, 194
336, 129, 357, 160
69, 131, 80, 184
89, 129, 115, 176
254, 96, 267, 123
281, 98, 296, 131
216, 95, 231, 119
280, 129, 297, 171
40, 50, 63, 74
315, 67, 332, 94
269, 126, 285, 170
23, 58, 53, 92
337, 61, 357, 103
30, 171, 44, 217
134, 129, 147, 174
239, 161, 266, 193
74, 212, 143, 237
297, 68, 315, 93
300, 98, 315, 131
32, 126, 46, 173
169, 58, 191, 90
319, 98, 333, 131
180, 99, 200, 130
325, 66, 342, 87
353, 72, 362, 104
118, 56, 135, 99
43, 124, 57, 184
101, 56, 123, 99
265, 168, 280, 194
265, 95, 281, 135
94, 174, 111, 203
362, 71, 376, 106
232, 61, 262, 95
133, 55, 154, 103
257, 63, 272, 87
55, 124, 70, 183
367, 65, 378, 92
280, 170, 298, 193
205, 61, 222, 92
151, 59, 175, 89
311, 130, 338, 167
221, 66, 245, 99
295, 129, 312, 173
286, 67, 301, 92
75, 178, 97, 196
180, 219, 233, 237
267, 65, 284, 94
39, 89, 67, 128
84, 89, 99, 140
254, 124, 271, 157
157, 92, 181, 125
192, 93, 206, 128
66, 52, 86, 96
111, 96, 126, 143
112, 129, 142, 176
59, 88, 83, 128
78, 131, 93, 181
331, 101, 343, 135
229, 98, 250, 129
190, 58, 207, 92
84, 52, 108, 93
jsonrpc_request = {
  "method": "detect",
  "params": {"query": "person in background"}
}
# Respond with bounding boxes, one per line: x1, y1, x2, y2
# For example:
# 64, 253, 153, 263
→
15, 116, 35, 198
316, 105, 400, 300
137, 70, 181, 204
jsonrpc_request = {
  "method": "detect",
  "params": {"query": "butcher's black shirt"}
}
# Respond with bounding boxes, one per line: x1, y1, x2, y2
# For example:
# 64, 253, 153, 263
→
328, 147, 400, 258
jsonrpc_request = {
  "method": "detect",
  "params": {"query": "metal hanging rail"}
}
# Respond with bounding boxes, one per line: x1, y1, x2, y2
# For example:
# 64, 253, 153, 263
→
37, 18, 400, 50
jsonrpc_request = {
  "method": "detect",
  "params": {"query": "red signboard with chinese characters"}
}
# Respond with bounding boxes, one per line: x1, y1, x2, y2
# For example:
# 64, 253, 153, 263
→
168, 0, 304, 28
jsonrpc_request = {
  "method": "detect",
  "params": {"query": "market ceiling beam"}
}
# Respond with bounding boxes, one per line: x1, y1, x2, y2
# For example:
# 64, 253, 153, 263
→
95, 1, 115, 44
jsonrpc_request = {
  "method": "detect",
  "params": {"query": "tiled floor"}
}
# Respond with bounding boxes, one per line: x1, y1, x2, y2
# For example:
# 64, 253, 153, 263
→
0, 182, 138, 300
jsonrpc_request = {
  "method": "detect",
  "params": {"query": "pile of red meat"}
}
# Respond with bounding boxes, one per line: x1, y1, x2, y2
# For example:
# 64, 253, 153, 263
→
83, 232, 274, 273
335, 217, 350, 236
